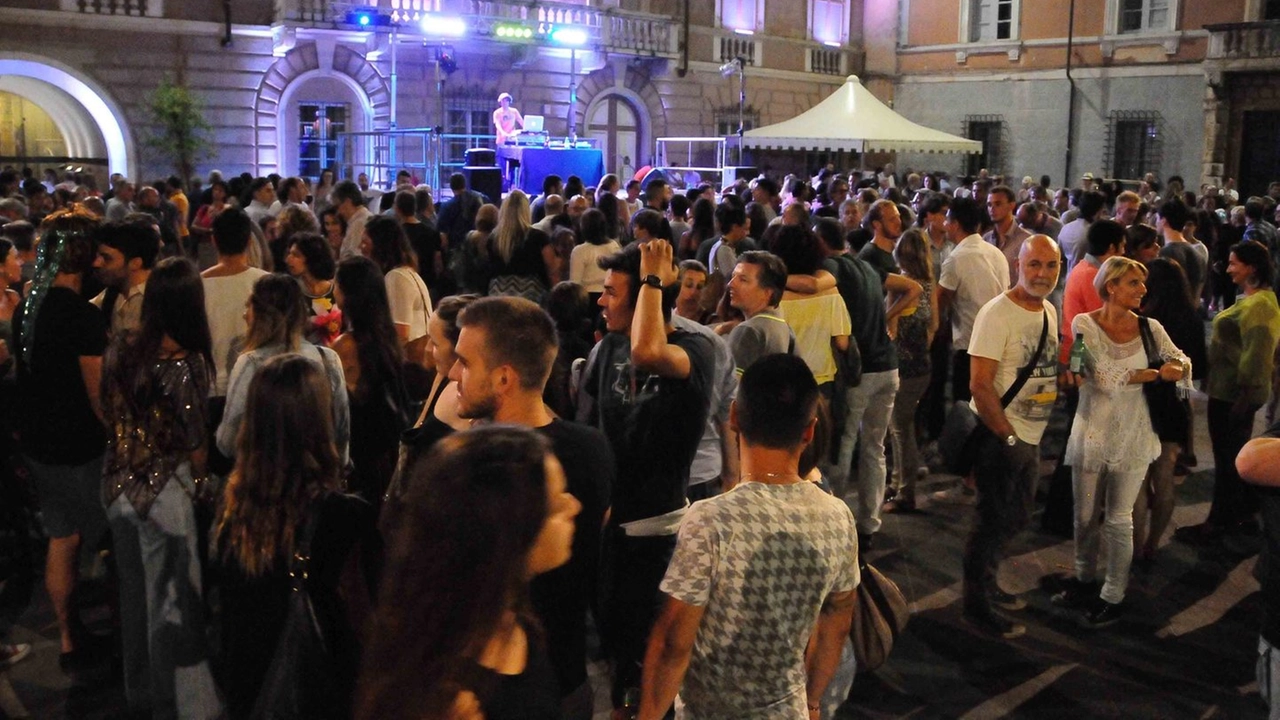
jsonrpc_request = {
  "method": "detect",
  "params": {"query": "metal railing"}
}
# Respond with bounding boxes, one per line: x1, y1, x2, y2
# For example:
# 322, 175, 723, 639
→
1207, 21, 1280, 60
61, 0, 161, 17
654, 137, 727, 188
336, 127, 439, 192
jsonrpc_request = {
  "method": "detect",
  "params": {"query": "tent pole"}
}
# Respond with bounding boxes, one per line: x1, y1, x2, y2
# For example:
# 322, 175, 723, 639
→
737, 56, 746, 166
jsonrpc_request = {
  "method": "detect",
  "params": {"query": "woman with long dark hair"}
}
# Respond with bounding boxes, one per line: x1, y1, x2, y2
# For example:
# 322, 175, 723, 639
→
1134, 257, 1206, 561
362, 216, 433, 355
384, 294, 477, 513
102, 257, 221, 716
285, 232, 341, 347
212, 354, 381, 719
568, 208, 621, 299
334, 256, 410, 505
320, 206, 347, 259
487, 190, 555, 303
215, 273, 349, 465
357, 426, 579, 720
680, 197, 716, 260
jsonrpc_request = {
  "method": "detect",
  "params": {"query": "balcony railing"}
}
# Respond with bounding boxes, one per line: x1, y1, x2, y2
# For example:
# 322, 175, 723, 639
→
1207, 21, 1280, 60
61, 0, 162, 16
277, 0, 679, 58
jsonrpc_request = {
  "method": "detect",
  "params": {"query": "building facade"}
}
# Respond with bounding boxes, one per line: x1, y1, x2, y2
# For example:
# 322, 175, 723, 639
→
874, 0, 1280, 195
0, 0, 868, 189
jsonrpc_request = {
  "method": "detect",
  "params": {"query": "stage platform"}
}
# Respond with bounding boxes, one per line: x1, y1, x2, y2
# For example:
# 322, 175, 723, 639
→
497, 145, 605, 195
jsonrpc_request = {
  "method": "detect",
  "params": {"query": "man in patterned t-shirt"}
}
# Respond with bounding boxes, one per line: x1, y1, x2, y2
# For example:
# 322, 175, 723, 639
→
638, 354, 859, 720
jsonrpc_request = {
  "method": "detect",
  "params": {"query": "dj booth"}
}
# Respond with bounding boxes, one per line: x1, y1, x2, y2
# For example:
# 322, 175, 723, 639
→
496, 144, 605, 195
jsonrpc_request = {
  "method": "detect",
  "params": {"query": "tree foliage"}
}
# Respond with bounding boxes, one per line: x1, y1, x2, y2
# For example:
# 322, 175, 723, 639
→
144, 77, 214, 183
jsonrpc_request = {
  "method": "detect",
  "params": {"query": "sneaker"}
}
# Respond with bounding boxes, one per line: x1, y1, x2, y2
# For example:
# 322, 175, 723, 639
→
1050, 578, 1099, 609
0, 642, 31, 668
988, 588, 1027, 611
964, 609, 1026, 639
882, 495, 917, 513
930, 483, 976, 505
1078, 599, 1124, 629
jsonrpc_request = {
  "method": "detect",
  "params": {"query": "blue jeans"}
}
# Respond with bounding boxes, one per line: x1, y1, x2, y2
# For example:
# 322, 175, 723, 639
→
836, 370, 899, 535
107, 469, 222, 719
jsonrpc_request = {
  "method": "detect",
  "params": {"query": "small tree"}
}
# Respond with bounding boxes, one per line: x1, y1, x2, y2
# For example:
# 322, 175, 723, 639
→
144, 77, 214, 184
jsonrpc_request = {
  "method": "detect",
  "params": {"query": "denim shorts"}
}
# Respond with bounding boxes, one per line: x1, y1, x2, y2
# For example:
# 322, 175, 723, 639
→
25, 454, 105, 539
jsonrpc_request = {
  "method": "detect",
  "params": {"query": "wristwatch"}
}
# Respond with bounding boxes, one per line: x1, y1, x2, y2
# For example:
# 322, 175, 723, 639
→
641, 274, 663, 289
1004, 433, 1017, 447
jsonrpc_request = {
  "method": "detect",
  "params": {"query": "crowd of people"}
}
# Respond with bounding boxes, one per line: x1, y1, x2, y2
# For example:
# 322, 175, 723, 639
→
0, 161, 1277, 720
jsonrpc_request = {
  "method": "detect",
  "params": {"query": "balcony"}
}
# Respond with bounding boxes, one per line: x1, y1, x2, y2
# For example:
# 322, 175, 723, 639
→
1207, 21, 1280, 60
276, 0, 680, 58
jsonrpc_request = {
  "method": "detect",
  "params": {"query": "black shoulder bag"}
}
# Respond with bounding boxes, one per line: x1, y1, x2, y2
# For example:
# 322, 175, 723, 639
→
954, 310, 1049, 475
1138, 316, 1189, 444
250, 506, 342, 720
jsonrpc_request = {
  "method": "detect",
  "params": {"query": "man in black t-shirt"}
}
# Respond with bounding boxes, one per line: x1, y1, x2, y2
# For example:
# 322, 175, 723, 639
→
12, 210, 108, 671
451, 297, 614, 720
394, 190, 442, 299
575, 240, 715, 712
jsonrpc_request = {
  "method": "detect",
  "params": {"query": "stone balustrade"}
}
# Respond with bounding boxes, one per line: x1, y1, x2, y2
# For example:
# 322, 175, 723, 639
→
1207, 21, 1280, 60
277, 0, 679, 58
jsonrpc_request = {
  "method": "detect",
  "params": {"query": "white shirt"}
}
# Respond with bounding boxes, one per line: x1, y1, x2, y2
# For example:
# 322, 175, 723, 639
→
385, 266, 433, 341
938, 234, 1009, 351
203, 268, 269, 395
340, 206, 373, 260
967, 294, 1059, 445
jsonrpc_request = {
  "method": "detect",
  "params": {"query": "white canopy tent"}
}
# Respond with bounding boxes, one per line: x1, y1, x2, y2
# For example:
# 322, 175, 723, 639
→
743, 75, 983, 155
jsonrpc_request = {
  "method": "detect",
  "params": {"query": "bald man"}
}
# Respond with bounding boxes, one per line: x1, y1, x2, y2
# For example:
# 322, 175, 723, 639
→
962, 234, 1061, 639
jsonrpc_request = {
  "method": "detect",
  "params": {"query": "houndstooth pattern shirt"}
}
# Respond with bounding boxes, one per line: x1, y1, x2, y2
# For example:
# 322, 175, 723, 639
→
661, 481, 860, 719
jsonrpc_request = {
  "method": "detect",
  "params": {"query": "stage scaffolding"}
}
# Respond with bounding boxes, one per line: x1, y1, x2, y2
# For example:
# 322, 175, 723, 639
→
335, 127, 496, 196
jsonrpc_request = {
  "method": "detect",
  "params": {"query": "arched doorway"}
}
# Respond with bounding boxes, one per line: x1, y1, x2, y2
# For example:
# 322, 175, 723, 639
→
278, 72, 375, 185
586, 93, 643, 180
0, 55, 134, 180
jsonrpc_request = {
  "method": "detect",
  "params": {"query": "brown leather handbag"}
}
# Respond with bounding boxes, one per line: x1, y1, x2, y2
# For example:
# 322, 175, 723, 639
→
849, 561, 910, 673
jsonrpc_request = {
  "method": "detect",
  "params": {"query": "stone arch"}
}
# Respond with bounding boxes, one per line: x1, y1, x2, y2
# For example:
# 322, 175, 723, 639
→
576, 62, 668, 166
253, 43, 391, 175
0, 53, 136, 178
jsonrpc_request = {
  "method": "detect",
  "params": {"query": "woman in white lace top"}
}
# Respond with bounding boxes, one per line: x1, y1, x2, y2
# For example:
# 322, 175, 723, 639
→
1061, 256, 1192, 627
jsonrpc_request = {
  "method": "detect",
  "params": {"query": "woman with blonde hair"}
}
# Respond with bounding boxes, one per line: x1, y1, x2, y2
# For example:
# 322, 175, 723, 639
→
486, 190, 555, 302
1058, 256, 1190, 628
883, 227, 937, 512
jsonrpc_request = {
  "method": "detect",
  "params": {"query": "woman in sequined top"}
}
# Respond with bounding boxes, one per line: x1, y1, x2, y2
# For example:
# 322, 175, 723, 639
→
100, 256, 222, 717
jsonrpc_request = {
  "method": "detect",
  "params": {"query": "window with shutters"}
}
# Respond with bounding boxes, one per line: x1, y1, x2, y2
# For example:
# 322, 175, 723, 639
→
811, 0, 850, 46
967, 0, 1017, 42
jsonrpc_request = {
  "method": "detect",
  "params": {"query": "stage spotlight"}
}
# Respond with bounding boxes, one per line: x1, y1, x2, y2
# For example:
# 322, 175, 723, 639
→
345, 6, 390, 28
422, 14, 467, 37
720, 58, 742, 77
436, 46, 458, 74
550, 26, 588, 47
494, 23, 533, 40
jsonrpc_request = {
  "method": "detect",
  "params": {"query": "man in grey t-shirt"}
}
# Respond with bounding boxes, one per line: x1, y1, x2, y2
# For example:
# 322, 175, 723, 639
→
726, 251, 795, 375
638, 355, 858, 719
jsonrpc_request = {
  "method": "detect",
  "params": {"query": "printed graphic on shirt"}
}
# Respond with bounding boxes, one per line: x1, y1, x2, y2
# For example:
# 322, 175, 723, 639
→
1012, 332, 1060, 422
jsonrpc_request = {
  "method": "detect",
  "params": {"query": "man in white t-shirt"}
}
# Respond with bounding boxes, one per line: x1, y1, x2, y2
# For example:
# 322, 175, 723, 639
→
639, 354, 859, 720
938, 196, 1009, 404
962, 234, 1061, 639
201, 208, 269, 397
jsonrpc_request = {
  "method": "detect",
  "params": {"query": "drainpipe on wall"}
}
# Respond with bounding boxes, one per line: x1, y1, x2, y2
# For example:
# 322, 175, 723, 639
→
221, 0, 232, 48
677, 0, 690, 78
1064, 0, 1076, 185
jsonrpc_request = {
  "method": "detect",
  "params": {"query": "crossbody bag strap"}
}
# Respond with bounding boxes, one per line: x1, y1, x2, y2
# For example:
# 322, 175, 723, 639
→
999, 309, 1049, 408
1137, 315, 1160, 365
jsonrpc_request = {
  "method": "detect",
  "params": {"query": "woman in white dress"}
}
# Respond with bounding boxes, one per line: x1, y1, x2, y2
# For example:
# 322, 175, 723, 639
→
1059, 256, 1191, 628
